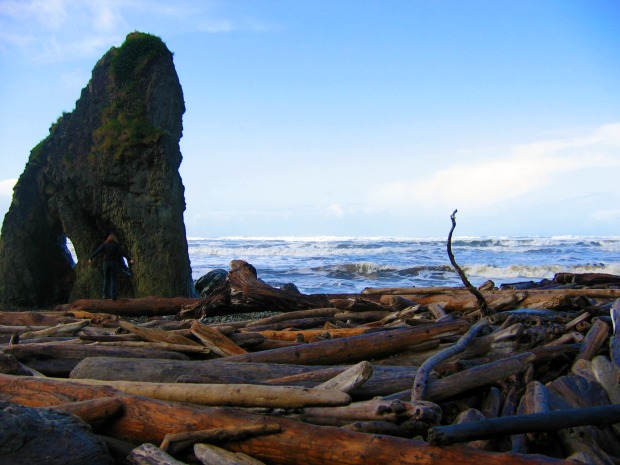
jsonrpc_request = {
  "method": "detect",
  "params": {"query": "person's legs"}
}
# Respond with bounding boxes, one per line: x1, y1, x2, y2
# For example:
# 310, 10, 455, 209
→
102, 262, 113, 299
109, 262, 120, 300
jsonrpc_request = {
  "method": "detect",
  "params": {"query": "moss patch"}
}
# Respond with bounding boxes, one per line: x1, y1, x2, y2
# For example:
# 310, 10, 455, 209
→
111, 32, 170, 84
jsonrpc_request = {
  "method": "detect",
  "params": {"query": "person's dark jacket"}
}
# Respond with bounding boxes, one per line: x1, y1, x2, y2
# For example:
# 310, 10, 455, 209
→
89, 242, 123, 263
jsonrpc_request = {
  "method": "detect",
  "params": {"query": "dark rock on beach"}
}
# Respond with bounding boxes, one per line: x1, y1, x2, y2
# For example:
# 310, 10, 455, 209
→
195, 269, 229, 298
0, 402, 114, 464
0, 32, 193, 307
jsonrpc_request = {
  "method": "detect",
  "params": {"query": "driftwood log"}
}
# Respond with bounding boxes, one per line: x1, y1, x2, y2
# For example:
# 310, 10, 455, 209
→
366, 287, 620, 313
4, 341, 188, 376
428, 404, 620, 445
0, 374, 575, 465
57, 377, 352, 408
62, 296, 198, 317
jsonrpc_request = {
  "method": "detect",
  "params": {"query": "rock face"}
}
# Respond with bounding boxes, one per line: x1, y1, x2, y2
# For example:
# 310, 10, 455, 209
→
0, 32, 194, 307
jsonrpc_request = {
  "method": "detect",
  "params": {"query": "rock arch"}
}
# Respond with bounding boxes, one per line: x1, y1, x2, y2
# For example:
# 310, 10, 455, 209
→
0, 32, 194, 307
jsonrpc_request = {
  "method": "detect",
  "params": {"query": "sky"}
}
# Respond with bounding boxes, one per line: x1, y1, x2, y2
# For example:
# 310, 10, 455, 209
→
1, 0, 619, 238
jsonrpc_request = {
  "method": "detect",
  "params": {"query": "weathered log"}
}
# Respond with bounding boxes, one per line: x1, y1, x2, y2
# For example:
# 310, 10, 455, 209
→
428, 404, 620, 446
71, 358, 418, 400
610, 299, 620, 369
58, 378, 352, 408
91, 340, 212, 356
386, 352, 536, 402
591, 356, 620, 404
5, 341, 189, 376
192, 260, 332, 317
0, 310, 80, 326
263, 365, 351, 385
332, 297, 389, 312
369, 288, 620, 312
191, 321, 247, 356
160, 424, 281, 456
66, 310, 120, 325
228, 331, 266, 349
127, 443, 189, 465
574, 318, 609, 362
299, 398, 441, 427
451, 408, 492, 450
244, 308, 339, 327
0, 374, 576, 465
79, 333, 142, 342
20, 319, 91, 339
334, 311, 392, 323
49, 397, 124, 425
314, 360, 373, 392
341, 420, 409, 437
547, 375, 620, 459
520, 381, 552, 445
481, 387, 503, 419
255, 327, 368, 341
246, 338, 300, 351
365, 287, 620, 299
554, 272, 620, 286
194, 443, 266, 465
411, 318, 488, 401
0, 324, 48, 334
62, 297, 199, 317
247, 316, 334, 332
119, 320, 203, 347
221, 319, 469, 365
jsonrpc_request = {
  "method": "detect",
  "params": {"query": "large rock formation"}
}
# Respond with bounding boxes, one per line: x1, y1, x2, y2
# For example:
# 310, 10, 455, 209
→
0, 32, 194, 307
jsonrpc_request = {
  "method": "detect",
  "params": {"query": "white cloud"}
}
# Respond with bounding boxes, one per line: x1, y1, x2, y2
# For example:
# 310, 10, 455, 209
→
326, 204, 344, 217
370, 123, 620, 211
0, 0, 275, 63
592, 209, 620, 221
0, 178, 17, 198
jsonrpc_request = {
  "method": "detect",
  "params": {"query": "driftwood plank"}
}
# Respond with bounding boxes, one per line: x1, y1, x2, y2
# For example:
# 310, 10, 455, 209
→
256, 327, 368, 341
314, 360, 373, 393
194, 443, 267, 465
5, 341, 189, 376
191, 321, 247, 356
574, 318, 609, 362
222, 319, 469, 365
56, 378, 352, 408
127, 443, 189, 465
119, 320, 202, 347
63, 297, 199, 317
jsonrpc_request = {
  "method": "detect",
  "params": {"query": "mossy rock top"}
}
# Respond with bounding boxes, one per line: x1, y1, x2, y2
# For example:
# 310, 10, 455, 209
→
111, 32, 171, 83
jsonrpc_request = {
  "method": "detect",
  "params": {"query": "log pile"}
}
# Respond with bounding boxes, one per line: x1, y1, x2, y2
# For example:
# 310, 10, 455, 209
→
1, 264, 619, 465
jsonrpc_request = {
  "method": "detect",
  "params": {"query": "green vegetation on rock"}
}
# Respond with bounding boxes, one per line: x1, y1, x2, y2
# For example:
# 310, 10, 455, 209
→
93, 32, 169, 161
111, 32, 170, 84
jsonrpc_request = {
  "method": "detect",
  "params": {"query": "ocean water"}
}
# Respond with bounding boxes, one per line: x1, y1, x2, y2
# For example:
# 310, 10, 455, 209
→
187, 236, 620, 295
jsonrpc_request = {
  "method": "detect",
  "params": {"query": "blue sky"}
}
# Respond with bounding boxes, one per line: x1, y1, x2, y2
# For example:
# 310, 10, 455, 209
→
1, 0, 619, 238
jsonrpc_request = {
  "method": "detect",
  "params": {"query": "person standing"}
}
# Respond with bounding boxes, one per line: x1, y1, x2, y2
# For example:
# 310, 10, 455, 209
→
88, 234, 133, 300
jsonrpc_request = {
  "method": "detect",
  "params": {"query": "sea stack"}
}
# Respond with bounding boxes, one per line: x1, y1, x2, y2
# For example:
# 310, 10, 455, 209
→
0, 32, 194, 307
